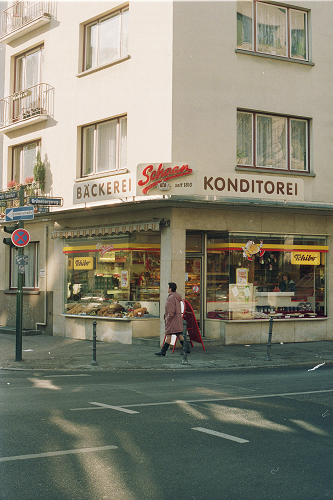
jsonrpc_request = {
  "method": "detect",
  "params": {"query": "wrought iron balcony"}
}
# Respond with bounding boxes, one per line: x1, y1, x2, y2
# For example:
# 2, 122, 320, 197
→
0, 1, 55, 43
0, 83, 55, 133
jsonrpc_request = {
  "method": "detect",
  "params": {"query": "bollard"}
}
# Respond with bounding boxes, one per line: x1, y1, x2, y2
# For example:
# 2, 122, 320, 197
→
182, 319, 188, 365
91, 320, 98, 366
265, 317, 273, 361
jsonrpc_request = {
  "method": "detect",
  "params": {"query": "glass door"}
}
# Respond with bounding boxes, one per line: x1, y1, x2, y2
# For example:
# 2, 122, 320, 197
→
185, 256, 202, 326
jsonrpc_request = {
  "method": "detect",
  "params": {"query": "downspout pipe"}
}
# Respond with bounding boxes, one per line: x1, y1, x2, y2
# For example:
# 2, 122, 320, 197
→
36, 225, 48, 330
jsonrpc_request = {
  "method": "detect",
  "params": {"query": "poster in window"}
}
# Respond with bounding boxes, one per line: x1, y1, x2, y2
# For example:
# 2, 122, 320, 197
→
121, 270, 128, 288
236, 268, 248, 285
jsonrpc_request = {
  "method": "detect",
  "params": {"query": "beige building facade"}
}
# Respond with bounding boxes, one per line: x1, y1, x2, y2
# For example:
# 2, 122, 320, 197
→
0, 0, 333, 345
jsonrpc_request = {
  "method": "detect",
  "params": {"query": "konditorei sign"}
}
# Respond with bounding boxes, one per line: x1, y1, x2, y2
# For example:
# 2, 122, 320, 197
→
73, 165, 304, 204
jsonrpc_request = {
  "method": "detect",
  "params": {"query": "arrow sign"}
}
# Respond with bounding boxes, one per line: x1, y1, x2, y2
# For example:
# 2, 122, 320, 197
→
12, 228, 30, 247
5, 205, 34, 222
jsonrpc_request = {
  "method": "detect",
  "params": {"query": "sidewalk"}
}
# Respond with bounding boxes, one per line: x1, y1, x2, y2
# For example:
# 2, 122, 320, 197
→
1, 333, 333, 371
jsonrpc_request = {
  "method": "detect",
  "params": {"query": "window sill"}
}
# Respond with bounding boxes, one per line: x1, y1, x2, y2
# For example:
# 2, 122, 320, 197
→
75, 169, 129, 183
76, 55, 131, 77
4, 289, 40, 294
235, 166, 316, 177
235, 49, 315, 66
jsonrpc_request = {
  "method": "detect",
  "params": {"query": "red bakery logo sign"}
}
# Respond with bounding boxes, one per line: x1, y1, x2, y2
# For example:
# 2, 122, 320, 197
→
137, 163, 193, 195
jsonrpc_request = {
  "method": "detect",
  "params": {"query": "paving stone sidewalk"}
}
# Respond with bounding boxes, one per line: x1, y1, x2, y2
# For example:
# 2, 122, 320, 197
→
1, 333, 333, 371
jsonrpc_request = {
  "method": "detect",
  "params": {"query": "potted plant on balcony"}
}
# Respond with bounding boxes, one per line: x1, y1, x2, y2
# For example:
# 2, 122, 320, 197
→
33, 151, 45, 191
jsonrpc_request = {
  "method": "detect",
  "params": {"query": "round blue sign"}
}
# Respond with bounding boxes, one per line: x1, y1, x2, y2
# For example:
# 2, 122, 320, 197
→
11, 228, 30, 247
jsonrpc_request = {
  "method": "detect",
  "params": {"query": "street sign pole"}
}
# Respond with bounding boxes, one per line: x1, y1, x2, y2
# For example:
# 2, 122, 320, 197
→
15, 185, 24, 362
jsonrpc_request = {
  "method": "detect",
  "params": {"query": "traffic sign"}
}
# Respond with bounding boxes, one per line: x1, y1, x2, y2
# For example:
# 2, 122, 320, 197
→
15, 255, 29, 265
5, 205, 34, 222
11, 228, 30, 247
0, 191, 18, 201
28, 196, 63, 206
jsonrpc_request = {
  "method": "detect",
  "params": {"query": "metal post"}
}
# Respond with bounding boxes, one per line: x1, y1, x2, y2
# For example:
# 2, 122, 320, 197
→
91, 320, 98, 366
182, 319, 188, 365
15, 185, 25, 362
265, 317, 273, 361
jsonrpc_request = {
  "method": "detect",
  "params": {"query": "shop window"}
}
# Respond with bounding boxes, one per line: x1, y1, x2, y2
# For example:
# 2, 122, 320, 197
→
206, 233, 327, 321
81, 116, 127, 176
237, 1, 308, 61
237, 111, 309, 172
10, 243, 39, 289
83, 7, 129, 71
11, 141, 40, 184
64, 232, 160, 317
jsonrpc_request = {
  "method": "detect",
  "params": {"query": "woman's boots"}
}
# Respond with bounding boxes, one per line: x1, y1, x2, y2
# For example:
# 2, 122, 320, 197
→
180, 340, 191, 354
155, 342, 170, 356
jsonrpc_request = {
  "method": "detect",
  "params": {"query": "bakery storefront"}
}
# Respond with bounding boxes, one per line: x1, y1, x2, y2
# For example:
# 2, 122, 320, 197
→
52, 165, 330, 345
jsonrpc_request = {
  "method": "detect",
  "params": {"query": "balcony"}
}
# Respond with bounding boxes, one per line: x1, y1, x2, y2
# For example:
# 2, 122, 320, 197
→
0, 83, 55, 133
0, 1, 55, 44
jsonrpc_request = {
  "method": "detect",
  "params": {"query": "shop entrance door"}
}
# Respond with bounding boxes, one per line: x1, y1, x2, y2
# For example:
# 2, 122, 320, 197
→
185, 256, 202, 328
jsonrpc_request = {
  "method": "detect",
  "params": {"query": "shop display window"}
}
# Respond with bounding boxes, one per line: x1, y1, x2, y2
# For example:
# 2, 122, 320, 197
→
63, 232, 160, 318
206, 232, 327, 320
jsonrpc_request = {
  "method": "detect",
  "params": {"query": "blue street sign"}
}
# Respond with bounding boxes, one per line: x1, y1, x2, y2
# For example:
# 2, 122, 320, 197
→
5, 205, 34, 222
28, 196, 63, 206
0, 191, 19, 201
15, 255, 29, 265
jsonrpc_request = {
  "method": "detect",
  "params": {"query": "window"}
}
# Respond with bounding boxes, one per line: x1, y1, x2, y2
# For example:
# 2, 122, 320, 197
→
15, 46, 43, 92
84, 7, 129, 71
237, 1, 308, 61
10, 243, 39, 289
206, 232, 327, 321
81, 116, 127, 176
237, 111, 309, 172
12, 141, 40, 184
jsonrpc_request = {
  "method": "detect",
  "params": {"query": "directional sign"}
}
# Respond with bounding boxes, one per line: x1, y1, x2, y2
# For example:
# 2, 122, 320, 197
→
0, 191, 19, 201
12, 228, 30, 247
5, 205, 34, 222
28, 196, 63, 206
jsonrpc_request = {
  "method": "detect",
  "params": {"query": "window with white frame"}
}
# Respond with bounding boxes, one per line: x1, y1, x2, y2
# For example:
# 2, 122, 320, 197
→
84, 7, 129, 71
81, 116, 127, 176
12, 141, 40, 184
237, 111, 309, 172
15, 46, 44, 92
10, 243, 39, 289
237, 1, 308, 61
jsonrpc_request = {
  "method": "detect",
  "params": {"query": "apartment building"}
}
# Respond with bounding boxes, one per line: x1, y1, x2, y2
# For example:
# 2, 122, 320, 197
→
0, 0, 332, 345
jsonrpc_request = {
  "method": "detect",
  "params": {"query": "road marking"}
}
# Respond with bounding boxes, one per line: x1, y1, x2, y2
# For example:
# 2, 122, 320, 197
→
0, 445, 118, 463
192, 427, 249, 443
45, 374, 91, 378
89, 402, 139, 414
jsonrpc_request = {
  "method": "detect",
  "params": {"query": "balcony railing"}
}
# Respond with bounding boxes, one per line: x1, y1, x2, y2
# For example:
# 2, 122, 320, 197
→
0, 83, 54, 131
0, 1, 55, 41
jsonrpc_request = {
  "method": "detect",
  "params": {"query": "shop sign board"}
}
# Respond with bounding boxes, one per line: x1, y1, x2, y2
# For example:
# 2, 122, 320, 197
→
197, 172, 304, 201
73, 173, 134, 204
136, 163, 196, 195
291, 252, 320, 265
73, 257, 94, 270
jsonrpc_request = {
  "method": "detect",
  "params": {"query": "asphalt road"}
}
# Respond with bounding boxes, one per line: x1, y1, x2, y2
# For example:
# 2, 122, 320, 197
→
1, 366, 332, 500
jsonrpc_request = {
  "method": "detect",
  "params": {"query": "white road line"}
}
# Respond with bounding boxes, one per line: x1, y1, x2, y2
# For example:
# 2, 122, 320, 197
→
0, 445, 118, 463
192, 427, 249, 444
119, 388, 333, 408
45, 374, 91, 378
89, 402, 140, 414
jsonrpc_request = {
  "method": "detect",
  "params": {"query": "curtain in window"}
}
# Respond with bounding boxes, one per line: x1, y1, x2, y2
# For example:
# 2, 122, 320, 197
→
11, 244, 37, 289
237, 1, 253, 50
119, 117, 127, 170
85, 23, 98, 70
257, 3, 287, 56
290, 9, 307, 60
97, 121, 117, 172
99, 14, 120, 66
82, 126, 94, 176
121, 9, 129, 57
22, 143, 38, 181
257, 115, 287, 169
291, 119, 307, 170
237, 112, 253, 165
